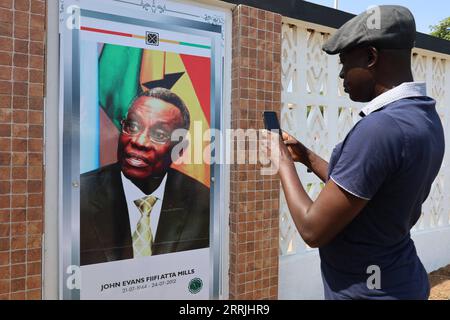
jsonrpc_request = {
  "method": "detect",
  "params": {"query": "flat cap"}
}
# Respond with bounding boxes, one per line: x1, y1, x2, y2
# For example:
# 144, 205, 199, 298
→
322, 5, 416, 55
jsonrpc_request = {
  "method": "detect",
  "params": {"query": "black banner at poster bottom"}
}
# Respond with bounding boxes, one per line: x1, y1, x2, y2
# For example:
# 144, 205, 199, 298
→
0, 300, 448, 319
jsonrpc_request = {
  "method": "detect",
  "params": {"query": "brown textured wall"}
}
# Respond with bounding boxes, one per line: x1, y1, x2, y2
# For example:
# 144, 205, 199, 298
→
229, 5, 282, 300
0, 0, 45, 300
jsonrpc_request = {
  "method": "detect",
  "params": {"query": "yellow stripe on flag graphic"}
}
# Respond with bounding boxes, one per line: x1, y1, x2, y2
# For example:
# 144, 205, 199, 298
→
139, 50, 210, 188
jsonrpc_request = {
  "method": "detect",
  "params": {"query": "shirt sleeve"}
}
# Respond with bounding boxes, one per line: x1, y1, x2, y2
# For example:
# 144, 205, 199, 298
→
329, 113, 405, 200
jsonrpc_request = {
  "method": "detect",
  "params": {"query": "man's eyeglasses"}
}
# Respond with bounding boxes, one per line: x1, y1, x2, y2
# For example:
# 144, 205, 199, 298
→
120, 119, 172, 144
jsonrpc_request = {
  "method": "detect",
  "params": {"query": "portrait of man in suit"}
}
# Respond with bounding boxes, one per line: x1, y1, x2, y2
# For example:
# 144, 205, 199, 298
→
80, 87, 210, 266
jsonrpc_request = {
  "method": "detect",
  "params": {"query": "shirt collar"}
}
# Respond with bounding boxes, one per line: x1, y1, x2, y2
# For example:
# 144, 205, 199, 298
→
121, 171, 168, 201
359, 82, 427, 117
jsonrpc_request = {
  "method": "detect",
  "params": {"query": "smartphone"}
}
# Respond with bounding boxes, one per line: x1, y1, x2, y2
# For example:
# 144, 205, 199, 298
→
263, 111, 282, 136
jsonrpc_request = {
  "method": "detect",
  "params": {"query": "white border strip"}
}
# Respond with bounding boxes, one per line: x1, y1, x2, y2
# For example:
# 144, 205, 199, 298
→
329, 175, 371, 201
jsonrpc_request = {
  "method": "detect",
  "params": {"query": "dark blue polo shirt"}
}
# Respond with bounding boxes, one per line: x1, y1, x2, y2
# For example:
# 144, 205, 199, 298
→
320, 96, 445, 299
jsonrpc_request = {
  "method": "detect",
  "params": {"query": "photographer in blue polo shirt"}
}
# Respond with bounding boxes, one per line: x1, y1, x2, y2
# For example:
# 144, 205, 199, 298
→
263, 5, 445, 299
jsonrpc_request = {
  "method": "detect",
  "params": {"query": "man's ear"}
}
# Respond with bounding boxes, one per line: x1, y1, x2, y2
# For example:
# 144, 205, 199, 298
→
170, 135, 190, 164
177, 137, 189, 158
367, 46, 379, 68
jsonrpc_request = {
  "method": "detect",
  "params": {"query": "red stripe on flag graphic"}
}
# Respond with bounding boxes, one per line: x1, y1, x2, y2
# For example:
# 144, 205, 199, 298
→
180, 54, 211, 125
81, 26, 133, 38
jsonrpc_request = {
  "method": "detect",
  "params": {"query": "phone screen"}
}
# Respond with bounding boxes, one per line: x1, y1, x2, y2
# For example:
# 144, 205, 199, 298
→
263, 111, 282, 136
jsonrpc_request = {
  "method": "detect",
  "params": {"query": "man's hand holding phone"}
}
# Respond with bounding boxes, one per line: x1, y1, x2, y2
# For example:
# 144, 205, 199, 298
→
262, 111, 313, 173
281, 131, 306, 163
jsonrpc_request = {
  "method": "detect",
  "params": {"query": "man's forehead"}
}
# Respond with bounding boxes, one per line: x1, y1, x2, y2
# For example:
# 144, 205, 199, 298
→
130, 96, 178, 114
339, 47, 365, 60
126, 96, 183, 127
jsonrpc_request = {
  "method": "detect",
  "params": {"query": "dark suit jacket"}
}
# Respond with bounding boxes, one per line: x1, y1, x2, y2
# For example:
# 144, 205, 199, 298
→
80, 163, 210, 266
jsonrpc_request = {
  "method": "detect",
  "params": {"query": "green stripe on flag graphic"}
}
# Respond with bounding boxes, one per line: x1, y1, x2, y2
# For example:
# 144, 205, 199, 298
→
179, 42, 211, 49
99, 44, 143, 129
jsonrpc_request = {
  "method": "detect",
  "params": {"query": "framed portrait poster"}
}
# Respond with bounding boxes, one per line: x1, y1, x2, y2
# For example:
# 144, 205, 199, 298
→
58, 0, 225, 299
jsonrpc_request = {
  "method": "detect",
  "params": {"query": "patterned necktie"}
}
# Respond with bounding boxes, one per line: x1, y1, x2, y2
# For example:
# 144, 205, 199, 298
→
132, 195, 158, 257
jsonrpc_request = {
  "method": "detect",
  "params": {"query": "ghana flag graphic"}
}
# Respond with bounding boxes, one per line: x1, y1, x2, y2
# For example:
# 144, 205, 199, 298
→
98, 43, 211, 187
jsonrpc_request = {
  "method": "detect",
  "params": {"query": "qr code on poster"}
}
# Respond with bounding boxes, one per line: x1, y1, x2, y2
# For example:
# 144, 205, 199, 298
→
146, 32, 159, 46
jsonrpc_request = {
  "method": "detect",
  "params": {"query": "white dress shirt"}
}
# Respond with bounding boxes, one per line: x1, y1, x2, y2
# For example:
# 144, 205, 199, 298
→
121, 172, 168, 240
360, 82, 428, 117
